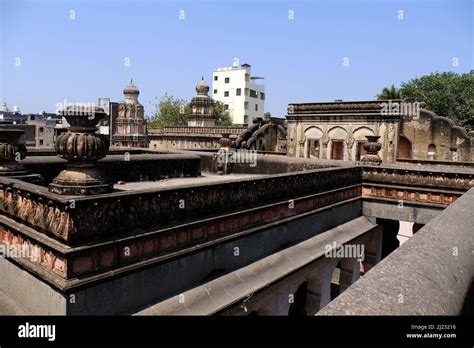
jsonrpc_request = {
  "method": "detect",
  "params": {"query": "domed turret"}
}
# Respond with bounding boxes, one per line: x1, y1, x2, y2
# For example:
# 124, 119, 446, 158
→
122, 79, 141, 105
195, 77, 210, 96
123, 80, 140, 96
188, 77, 215, 127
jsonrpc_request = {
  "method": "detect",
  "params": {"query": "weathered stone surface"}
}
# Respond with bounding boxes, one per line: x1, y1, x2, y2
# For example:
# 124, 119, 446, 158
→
135, 217, 377, 315
49, 105, 112, 195
318, 188, 474, 315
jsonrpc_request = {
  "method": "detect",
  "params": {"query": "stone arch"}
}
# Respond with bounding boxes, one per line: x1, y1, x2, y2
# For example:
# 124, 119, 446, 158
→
327, 126, 348, 160
398, 134, 412, 159
306, 258, 340, 314
352, 126, 375, 161
304, 126, 323, 159
427, 144, 437, 159
288, 281, 308, 316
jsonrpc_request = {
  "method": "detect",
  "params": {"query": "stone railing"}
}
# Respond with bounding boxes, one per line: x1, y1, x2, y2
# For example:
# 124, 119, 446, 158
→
362, 165, 474, 191
318, 188, 474, 315
361, 164, 474, 207
148, 126, 245, 136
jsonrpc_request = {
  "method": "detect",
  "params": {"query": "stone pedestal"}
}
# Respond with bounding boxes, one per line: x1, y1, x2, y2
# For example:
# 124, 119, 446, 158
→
49, 105, 113, 195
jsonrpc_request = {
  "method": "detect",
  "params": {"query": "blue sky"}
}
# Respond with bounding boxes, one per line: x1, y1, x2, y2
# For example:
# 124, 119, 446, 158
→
0, 0, 472, 117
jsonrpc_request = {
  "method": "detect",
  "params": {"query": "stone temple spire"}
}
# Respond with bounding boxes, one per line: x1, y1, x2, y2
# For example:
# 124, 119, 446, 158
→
188, 77, 215, 127
111, 80, 149, 148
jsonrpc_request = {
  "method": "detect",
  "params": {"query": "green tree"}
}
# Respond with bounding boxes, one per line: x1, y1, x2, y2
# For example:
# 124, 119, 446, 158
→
264, 112, 272, 118
147, 94, 190, 128
212, 100, 233, 126
399, 71, 474, 130
376, 84, 401, 100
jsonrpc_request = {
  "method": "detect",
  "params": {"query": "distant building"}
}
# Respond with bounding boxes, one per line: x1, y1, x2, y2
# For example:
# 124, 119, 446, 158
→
212, 62, 265, 125
0, 99, 64, 148
286, 99, 474, 162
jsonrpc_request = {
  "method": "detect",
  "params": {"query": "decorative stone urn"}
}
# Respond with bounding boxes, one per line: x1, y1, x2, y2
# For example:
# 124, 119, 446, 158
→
0, 128, 28, 176
0, 128, 43, 183
49, 104, 113, 195
216, 133, 233, 175
360, 135, 382, 165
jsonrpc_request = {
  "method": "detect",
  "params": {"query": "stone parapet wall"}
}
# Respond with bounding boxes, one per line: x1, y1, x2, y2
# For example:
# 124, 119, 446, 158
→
0, 185, 361, 289
0, 166, 362, 244
318, 187, 474, 315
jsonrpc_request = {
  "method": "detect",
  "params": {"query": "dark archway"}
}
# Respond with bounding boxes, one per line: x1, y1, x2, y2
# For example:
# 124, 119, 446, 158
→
377, 218, 400, 258
288, 281, 308, 316
398, 135, 412, 159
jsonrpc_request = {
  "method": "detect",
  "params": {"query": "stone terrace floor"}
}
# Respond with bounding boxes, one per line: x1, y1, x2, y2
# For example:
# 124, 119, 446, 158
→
113, 172, 267, 192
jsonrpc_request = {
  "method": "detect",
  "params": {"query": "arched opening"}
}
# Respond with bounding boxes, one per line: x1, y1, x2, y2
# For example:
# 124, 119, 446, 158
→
331, 141, 344, 160
352, 126, 374, 161
355, 141, 367, 161
305, 139, 321, 158
377, 218, 401, 258
427, 144, 436, 159
303, 127, 323, 159
398, 135, 412, 159
288, 281, 308, 316
328, 126, 348, 160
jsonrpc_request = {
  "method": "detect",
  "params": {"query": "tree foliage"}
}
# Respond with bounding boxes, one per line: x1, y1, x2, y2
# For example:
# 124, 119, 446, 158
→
376, 84, 401, 100
377, 71, 474, 130
147, 94, 190, 128
212, 100, 233, 126
147, 94, 234, 128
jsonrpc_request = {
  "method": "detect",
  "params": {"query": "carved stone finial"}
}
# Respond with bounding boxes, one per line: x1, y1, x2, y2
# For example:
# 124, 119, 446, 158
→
360, 135, 382, 166
49, 104, 113, 195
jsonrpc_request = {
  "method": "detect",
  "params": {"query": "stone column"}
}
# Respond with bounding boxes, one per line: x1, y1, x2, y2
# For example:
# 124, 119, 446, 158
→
339, 257, 360, 292
362, 227, 383, 273
306, 259, 338, 314
49, 105, 113, 195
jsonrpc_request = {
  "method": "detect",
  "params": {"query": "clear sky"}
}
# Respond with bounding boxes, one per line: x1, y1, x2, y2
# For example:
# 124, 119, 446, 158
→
0, 0, 472, 117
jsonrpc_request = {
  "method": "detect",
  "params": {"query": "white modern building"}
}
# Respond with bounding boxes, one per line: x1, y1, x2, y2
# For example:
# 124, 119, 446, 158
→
212, 62, 265, 125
